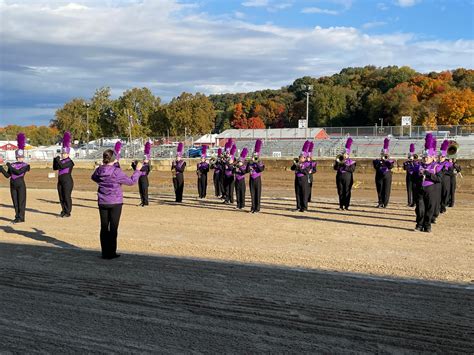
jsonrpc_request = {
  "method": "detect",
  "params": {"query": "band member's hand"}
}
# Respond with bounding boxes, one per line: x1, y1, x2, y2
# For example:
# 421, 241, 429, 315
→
135, 162, 143, 171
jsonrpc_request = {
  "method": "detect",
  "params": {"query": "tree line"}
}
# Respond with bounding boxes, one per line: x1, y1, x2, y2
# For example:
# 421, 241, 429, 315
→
2, 66, 473, 145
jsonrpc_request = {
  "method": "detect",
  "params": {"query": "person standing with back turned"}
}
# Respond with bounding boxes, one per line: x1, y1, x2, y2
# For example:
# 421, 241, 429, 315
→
91, 149, 142, 259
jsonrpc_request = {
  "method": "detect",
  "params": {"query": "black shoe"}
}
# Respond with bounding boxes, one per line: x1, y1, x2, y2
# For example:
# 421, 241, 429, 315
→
409, 204, 415, 208
64, 213, 71, 218
381, 204, 386, 208
102, 254, 121, 260
414, 225, 423, 232
344, 207, 349, 211
12, 218, 20, 224
431, 219, 437, 224
423, 227, 432, 233
376, 204, 382, 208
60, 211, 66, 217
440, 209, 446, 214
299, 209, 305, 212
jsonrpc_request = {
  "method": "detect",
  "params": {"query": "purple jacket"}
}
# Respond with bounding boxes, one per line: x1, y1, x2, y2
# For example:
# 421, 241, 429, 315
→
91, 164, 141, 205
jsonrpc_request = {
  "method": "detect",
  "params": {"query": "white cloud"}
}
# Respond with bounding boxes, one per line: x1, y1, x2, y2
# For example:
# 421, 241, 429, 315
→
301, 7, 339, 15
0, 0, 472, 124
362, 21, 388, 29
377, 2, 390, 10
242, 0, 269, 7
395, 0, 421, 7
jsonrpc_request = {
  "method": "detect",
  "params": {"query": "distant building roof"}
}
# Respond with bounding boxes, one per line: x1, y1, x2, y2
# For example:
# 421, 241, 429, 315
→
194, 134, 218, 144
216, 128, 329, 140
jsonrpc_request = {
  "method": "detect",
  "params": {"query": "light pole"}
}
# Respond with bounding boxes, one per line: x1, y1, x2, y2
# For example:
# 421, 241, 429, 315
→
378, 118, 384, 136
84, 102, 91, 156
128, 114, 134, 158
301, 84, 313, 139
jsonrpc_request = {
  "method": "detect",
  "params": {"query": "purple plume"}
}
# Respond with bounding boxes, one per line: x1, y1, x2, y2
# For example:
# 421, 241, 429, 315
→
345, 137, 353, 150
217, 148, 222, 156
308, 141, 314, 154
302, 140, 310, 153
224, 139, 231, 151
177, 142, 184, 155
240, 147, 248, 160
144, 141, 151, 155
17, 133, 26, 150
114, 141, 122, 154
383, 138, 390, 150
62, 131, 71, 148
201, 145, 208, 157
345, 137, 353, 154
230, 144, 237, 157
441, 139, 449, 152
254, 139, 262, 154
424, 133, 433, 150
409, 143, 415, 154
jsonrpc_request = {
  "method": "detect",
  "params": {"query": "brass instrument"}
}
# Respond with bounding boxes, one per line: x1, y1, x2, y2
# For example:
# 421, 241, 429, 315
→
336, 154, 345, 164
171, 161, 177, 178
447, 141, 458, 157
381, 154, 389, 160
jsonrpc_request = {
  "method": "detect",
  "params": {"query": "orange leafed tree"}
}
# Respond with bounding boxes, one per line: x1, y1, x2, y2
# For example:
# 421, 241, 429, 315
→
437, 88, 474, 125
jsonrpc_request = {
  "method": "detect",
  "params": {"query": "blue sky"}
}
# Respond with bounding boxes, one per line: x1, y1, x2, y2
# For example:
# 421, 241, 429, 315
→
0, 0, 473, 126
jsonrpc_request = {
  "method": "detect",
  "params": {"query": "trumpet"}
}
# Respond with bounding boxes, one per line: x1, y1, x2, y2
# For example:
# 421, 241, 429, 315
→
381, 154, 389, 160
336, 154, 345, 164
293, 157, 299, 164
447, 141, 458, 157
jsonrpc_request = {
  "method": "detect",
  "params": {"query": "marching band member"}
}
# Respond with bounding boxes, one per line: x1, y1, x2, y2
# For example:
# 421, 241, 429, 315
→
234, 147, 248, 209
53, 131, 75, 217
413, 134, 442, 233
0, 133, 30, 223
210, 147, 223, 198
196, 145, 210, 199
247, 139, 265, 213
223, 144, 236, 204
306, 141, 317, 203
403, 143, 418, 207
334, 137, 356, 211
438, 140, 452, 214
373, 138, 395, 208
291, 141, 311, 212
448, 157, 461, 208
132, 141, 151, 207
171, 142, 186, 203
431, 138, 441, 224
91, 149, 142, 259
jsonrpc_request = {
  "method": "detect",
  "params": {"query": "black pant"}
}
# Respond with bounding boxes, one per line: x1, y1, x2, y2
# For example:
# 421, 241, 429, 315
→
432, 183, 441, 220
336, 173, 352, 209
10, 178, 26, 221
295, 175, 308, 211
375, 172, 392, 207
415, 184, 437, 230
57, 175, 73, 214
235, 178, 246, 209
173, 174, 184, 202
198, 173, 208, 198
223, 175, 234, 203
138, 176, 149, 205
440, 174, 451, 213
250, 176, 262, 212
406, 173, 415, 206
213, 172, 222, 197
98, 204, 123, 258
449, 175, 456, 207
219, 172, 225, 197
308, 174, 314, 202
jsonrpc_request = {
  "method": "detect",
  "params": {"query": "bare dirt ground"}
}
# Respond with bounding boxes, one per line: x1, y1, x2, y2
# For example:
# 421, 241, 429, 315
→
1, 169, 473, 352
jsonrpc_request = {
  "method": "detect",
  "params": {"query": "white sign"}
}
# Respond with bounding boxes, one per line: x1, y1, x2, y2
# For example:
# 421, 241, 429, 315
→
401, 116, 412, 126
298, 119, 307, 128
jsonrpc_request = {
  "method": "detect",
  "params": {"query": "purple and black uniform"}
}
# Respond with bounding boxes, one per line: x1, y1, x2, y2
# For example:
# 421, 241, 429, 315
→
438, 160, 453, 213
0, 161, 30, 222
197, 161, 210, 199
403, 159, 419, 207
373, 158, 395, 207
172, 160, 186, 202
91, 164, 141, 258
307, 160, 317, 203
413, 161, 442, 231
132, 161, 151, 206
210, 158, 224, 197
234, 162, 247, 209
291, 161, 311, 212
223, 160, 235, 204
53, 156, 75, 216
247, 160, 265, 212
333, 158, 356, 210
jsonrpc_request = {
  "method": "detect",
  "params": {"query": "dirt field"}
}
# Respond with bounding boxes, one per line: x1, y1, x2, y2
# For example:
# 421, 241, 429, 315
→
1, 169, 473, 352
